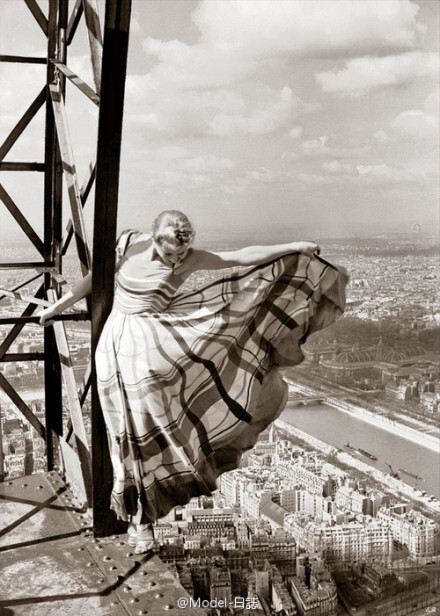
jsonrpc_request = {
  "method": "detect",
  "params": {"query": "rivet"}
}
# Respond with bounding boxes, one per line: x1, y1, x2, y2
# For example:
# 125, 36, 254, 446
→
123, 585, 131, 592
154, 593, 163, 599
110, 601, 119, 606
116, 541, 125, 546
7, 482, 13, 485
140, 571, 148, 576
37, 485, 43, 490
164, 605, 173, 610
111, 535, 118, 540
130, 598, 140, 603
146, 581, 157, 588
22, 484, 28, 487
86, 562, 94, 567
109, 566, 117, 571
81, 522, 88, 527
95, 545, 103, 551
77, 547, 84, 552
103, 556, 111, 561
138, 611, 148, 615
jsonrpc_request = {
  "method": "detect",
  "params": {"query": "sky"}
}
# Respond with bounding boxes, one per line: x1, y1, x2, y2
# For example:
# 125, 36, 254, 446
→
0, 0, 439, 244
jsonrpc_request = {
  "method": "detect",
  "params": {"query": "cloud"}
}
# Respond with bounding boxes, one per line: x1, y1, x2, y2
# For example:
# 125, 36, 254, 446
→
176, 155, 235, 173
299, 160, 436, 185
208, 87, 309, 136
124, 77, 312, 137
130, 1, 426, 137
373, 131, 390, 145
246, 167, 292, 184
141, 37, 252, 90
193, 1, 424, 58
322, 161, 359, 175
130, 7, 142, 34
391, 110, 439, 139
390, 90, 440, 140
424, 89, 439, 116
285, 136, 371, 161
120, 147, 237, 196
302, 136, 331, 157
141, 1, 424, 94
0, 63, 46, 115
124, 80, 246, 136
289, 126, 303, 140
316, 52, 438, 97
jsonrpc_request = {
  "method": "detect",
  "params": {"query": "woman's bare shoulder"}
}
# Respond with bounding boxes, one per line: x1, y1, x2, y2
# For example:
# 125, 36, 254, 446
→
115, 231, 151, 270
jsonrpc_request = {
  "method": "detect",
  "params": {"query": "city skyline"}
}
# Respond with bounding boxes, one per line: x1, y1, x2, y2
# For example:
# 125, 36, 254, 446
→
0, 0, 439, 242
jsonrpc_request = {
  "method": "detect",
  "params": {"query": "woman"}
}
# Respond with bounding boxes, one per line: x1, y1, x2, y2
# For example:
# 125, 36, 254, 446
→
39, 210, 348, 554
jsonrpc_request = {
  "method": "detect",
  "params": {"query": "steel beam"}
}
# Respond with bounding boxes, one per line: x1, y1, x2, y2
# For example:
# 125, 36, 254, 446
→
0, 55, 46, 64
91, 0, 132, 536
0, 185, 44, 254
0, 88, 47, 162
82, 0, 103, 95
66, 0, 83, 45
50, 82, 91, 276
0, 162, 45, 171
24, 0, 49, 36
44, 0, 63, 472
0, 373, 46, 439
52, 61, 100, 105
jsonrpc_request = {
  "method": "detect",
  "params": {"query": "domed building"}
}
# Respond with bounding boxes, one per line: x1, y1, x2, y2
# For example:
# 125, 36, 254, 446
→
317, 341, 435, 384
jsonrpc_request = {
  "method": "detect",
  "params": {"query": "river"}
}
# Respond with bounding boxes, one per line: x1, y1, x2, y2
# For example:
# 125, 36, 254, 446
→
281, 401, 440, 499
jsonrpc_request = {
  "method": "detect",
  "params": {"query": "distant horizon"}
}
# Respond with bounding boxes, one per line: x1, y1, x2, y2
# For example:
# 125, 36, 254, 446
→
1, 221, 439, 247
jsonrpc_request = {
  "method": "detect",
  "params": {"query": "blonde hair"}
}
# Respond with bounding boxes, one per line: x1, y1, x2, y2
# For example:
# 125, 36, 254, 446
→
151, 210, 195, 247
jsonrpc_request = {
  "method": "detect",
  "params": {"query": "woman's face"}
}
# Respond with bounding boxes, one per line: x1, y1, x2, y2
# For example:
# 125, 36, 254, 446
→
154, 240, 189, 267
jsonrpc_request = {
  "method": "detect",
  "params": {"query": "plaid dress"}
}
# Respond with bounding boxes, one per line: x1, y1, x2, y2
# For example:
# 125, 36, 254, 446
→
96, 230, 348, 524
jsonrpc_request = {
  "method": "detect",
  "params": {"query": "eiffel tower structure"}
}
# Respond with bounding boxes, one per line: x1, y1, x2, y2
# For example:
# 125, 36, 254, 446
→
0, 4, 207, 613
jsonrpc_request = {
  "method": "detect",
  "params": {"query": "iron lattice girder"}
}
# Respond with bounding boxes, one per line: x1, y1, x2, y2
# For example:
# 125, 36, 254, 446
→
0, 1, 97, 504
0, 0, 132, 535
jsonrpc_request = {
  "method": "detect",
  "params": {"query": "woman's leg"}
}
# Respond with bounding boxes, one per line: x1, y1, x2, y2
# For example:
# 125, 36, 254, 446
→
134, 522, 155, 554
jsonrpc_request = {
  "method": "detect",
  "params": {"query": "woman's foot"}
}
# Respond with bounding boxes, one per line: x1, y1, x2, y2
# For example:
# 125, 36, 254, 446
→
127, 521, 137, 547
134, 524, 155, 555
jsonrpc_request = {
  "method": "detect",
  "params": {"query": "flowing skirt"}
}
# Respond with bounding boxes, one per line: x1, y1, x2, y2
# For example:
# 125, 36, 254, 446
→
96, 253, 348, 523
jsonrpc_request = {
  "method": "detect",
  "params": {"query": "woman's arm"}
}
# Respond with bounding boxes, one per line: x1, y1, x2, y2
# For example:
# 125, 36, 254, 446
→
179, 240, 319, 273
38, 272, 92, 325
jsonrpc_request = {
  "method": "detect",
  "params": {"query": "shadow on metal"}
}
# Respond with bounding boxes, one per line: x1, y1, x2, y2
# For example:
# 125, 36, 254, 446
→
0, 472, 206, 615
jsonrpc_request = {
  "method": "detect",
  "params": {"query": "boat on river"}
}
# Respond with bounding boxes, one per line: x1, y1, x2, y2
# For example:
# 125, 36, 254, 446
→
358, 448, 378, 461
345, 442, 378, 461
398, 468, 423, 480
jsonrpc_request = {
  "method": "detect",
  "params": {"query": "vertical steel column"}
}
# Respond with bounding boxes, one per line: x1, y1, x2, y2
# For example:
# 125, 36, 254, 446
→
43, 0, 63, 470
91, 0, 131, 536
0, 411, 4, 482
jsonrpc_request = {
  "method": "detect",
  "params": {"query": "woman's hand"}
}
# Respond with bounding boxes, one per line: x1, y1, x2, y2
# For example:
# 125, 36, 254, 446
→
297, 241, 320, 257
38, 306, 58, 327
